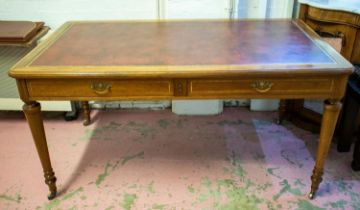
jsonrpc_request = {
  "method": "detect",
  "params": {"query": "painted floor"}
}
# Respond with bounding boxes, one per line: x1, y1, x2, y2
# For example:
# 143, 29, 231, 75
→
0, 108, 359, 210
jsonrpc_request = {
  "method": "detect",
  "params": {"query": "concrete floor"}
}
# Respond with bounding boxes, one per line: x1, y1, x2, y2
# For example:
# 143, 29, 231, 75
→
0, 108, 359, 210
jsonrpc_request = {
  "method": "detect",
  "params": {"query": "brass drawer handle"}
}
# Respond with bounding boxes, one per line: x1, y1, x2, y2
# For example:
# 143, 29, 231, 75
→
315, 27, 346, 47
251, 81, 273, 93
90, 82, 112, 95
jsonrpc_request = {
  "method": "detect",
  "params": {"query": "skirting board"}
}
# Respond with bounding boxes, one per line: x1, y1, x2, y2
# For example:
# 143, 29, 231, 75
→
0, 98, 72, 111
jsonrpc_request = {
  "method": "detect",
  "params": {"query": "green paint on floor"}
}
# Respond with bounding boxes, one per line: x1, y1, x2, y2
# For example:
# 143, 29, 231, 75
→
157, 119, 170, 129
195, 178, 263, 210
126, 121, 153, 137
152, 203, 166, 209
188, 185, 195, 193
43, 187, 83, 210
256, 182, 273, 192
147, 181, 155, 194
273, 180, 302, 201
280, 150, 303, 168
68, 205, 77, 210
294, 179, 306, 187
121, 151, 145, 166
296, 200, 325, 210
325, 199, 348, 210
267, 167, 282, 179
81, 128, 94, 141
176, 119, 183, 128
105, 205, 115, 210
44, 199, 61, 210
62, 187, 83, 200
121, 193, 137, 210
0, 193, 22, 203
96, 163, 111, 186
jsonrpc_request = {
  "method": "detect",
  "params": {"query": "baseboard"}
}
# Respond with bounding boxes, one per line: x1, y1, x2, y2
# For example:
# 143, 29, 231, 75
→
0, 98, 72, 111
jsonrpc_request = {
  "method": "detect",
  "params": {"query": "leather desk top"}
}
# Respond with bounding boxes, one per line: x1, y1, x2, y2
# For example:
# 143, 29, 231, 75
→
33, 20, 333, 66
9, 20, 353, 79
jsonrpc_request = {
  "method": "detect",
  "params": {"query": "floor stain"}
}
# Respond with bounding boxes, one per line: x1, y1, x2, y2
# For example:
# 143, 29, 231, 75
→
296, 200, 325, 210
121, 151, 145, 166
126, 121, 154, 138
280, 149, 303, 168
152, 203, 166, 209
121, 193, 137, 210
95, 162, 111, 186
0, 193, 22, 203
146, 181, 155, 194
273, 179, 302, 201
267, 167, 282, 179
157, 119, 170, 129
43, 187, 83, 210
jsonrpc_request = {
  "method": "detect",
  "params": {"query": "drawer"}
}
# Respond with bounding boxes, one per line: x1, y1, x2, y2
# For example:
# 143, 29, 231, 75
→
305, 19, 357, 60
27, 79, 174, 99
307, 6, 360, 27
188, 78, 334, 98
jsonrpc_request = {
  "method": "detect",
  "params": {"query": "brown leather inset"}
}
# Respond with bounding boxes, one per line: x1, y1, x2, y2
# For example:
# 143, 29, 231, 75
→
31, 20, 334, 66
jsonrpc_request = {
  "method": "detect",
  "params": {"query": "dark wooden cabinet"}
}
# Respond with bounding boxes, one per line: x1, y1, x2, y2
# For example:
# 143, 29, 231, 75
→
299, 4, 360, 64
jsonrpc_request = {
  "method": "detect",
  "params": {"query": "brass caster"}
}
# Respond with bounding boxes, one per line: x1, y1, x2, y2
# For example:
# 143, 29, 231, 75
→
308, 192, 314, 200
47, 191, 57, 200
83, 120, 91, 126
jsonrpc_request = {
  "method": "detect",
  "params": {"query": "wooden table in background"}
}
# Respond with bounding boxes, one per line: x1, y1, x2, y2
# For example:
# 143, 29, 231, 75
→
9, 20, 353, 200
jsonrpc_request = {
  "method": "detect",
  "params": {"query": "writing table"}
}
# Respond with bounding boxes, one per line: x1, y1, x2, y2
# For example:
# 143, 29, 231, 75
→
9, 20, 353, 200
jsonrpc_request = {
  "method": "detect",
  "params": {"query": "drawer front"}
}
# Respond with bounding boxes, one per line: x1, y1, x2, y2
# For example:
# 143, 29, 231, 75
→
27, 79, 173, 99
305, 19, 357, 60
189, 78, 334, 98
307, 6, 360, 27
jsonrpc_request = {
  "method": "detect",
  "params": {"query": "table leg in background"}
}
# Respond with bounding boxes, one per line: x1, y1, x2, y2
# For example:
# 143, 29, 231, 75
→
277, 99, 287, 124
81, 101, 91, 126
309, 99, 341, 199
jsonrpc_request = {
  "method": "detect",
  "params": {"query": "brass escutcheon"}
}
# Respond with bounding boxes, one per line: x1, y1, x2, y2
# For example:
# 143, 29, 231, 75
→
251, 81, 273, 93
91, 82, 112, 95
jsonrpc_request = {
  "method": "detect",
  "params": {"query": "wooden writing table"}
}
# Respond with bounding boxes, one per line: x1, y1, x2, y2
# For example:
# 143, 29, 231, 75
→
9, 20, 353, 200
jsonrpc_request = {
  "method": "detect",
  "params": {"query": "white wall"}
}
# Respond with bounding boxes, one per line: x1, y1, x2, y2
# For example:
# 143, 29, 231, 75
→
162, 0, 231, 19
0, 0, 295, 29
0, 0, 159, 29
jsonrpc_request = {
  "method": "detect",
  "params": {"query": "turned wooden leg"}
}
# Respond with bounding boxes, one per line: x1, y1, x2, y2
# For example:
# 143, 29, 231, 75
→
309, 99, 341, 199
23, 102, 57, 200
81, 101, 91, 126
277, 99, 287, 124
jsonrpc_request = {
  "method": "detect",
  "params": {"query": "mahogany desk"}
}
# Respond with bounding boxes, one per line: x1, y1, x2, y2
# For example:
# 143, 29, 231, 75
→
9, 20, 353, 200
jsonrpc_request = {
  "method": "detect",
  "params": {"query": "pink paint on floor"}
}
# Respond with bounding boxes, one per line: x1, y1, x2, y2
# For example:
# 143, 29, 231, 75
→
0, 108, 359, 209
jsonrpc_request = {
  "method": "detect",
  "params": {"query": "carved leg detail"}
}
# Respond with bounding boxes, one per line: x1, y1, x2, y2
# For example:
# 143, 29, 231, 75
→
309, 167, 323, 199
23, 102, 57, 200
277, 99, 287, 124
81, 101, 91, 126
309, 99, 341, 199
44, 170, 57, 200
